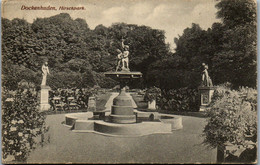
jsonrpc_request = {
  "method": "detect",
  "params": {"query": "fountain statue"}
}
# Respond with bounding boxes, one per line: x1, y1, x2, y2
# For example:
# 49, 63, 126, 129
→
116, 39, 130, 72
64, 38, 183, 136
105, 39, 142, 123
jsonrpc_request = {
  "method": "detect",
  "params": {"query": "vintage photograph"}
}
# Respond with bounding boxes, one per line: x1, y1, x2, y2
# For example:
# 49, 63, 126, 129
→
1, 0, 257, 164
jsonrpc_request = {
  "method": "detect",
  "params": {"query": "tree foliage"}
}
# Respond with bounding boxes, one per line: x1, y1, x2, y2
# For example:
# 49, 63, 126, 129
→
216, 0, 256, 29
147, 0, 256, 89
2, 14, 170, 90
2, 0, 257, 90
213, 0, 257, 87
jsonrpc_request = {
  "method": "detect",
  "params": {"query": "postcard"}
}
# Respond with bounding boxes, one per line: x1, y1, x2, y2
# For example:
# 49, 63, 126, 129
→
1, 0, 257, 164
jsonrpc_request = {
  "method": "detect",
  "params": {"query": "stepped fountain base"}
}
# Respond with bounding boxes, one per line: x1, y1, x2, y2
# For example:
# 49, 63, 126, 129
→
64, 111, 183, 137
63, 71, 183, 137
109, 114, 136, 124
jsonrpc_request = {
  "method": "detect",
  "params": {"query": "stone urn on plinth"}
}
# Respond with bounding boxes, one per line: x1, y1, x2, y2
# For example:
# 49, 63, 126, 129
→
105, 71, 142, 124
148, 100, 156, 110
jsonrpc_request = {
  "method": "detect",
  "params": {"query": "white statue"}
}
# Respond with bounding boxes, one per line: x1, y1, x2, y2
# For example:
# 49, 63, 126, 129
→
201, 63, 213, 87
41, 62, 50, 86
121, 39, 129, 71
116, 49, 123, 72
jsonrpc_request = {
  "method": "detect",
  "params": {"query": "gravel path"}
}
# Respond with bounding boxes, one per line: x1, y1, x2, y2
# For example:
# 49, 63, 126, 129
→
27, 113, 217, 163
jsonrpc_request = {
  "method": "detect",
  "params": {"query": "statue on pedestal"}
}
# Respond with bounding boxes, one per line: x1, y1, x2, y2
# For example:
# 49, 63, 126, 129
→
41, 62, 50, 86
201, 63, 213, 87
40, 61, 51, 111
199, 63, 215, 111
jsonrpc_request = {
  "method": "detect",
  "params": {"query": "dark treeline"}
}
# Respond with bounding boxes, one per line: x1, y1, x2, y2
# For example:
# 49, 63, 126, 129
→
147, 0, 256, 90
2, 0, 257, 91
2, 13, 169, 90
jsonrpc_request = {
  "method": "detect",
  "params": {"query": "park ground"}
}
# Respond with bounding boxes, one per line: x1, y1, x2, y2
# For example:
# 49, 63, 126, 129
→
27, 92, 217, 163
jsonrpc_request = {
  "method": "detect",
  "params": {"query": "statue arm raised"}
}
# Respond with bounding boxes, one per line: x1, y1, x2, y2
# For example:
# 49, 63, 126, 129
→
121, 40, 125, 49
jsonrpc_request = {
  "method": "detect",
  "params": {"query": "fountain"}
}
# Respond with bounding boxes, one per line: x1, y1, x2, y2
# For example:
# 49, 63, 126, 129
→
64, 40, 183, 137
104, 71, 142, 124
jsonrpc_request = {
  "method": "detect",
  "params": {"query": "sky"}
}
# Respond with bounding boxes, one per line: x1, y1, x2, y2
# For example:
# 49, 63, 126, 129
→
2, 0, 221, 50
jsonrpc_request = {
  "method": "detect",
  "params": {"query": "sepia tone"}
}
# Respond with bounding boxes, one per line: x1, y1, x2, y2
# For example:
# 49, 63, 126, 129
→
1, 0, 257, 164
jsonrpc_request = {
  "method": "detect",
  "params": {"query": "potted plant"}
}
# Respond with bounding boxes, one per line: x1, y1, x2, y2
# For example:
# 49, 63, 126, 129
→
144, 86, 161, 110
86, 86, 99, 112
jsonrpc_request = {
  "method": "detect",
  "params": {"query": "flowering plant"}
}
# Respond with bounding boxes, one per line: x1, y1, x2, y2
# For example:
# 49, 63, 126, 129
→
203, 84, 257, 149
2, 85, 49, 162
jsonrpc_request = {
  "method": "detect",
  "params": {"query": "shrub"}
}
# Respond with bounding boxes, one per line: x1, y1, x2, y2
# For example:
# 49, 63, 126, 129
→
158, 87, 200, 112
203, 85, 257, 149
2, 64, 41, 91
2, 86, 49, 162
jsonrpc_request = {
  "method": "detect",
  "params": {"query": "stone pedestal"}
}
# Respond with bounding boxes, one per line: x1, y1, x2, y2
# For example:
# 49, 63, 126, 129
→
105, 71, 142, 124
40, 85, 51, 111
148, 100, 156, 110
110, 87, 136, 124
88, 96, 96, 112
198, 86, 215, 111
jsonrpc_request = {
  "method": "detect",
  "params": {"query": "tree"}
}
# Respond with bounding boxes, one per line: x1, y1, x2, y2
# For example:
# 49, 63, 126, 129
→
212, 0, 257, 88
146, 23, 215, 90
2, 18, 38, 70
216, 0, 256, 29
2, 14, 171, 90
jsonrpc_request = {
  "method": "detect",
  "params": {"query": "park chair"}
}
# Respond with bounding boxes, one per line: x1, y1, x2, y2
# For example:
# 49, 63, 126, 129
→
68, 97, 79, 111
53, 96, 64, 112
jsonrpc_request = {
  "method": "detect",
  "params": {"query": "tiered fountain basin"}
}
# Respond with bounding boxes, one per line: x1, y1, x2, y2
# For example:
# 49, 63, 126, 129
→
64, 71, 183, 137
64, 111, 183, 137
